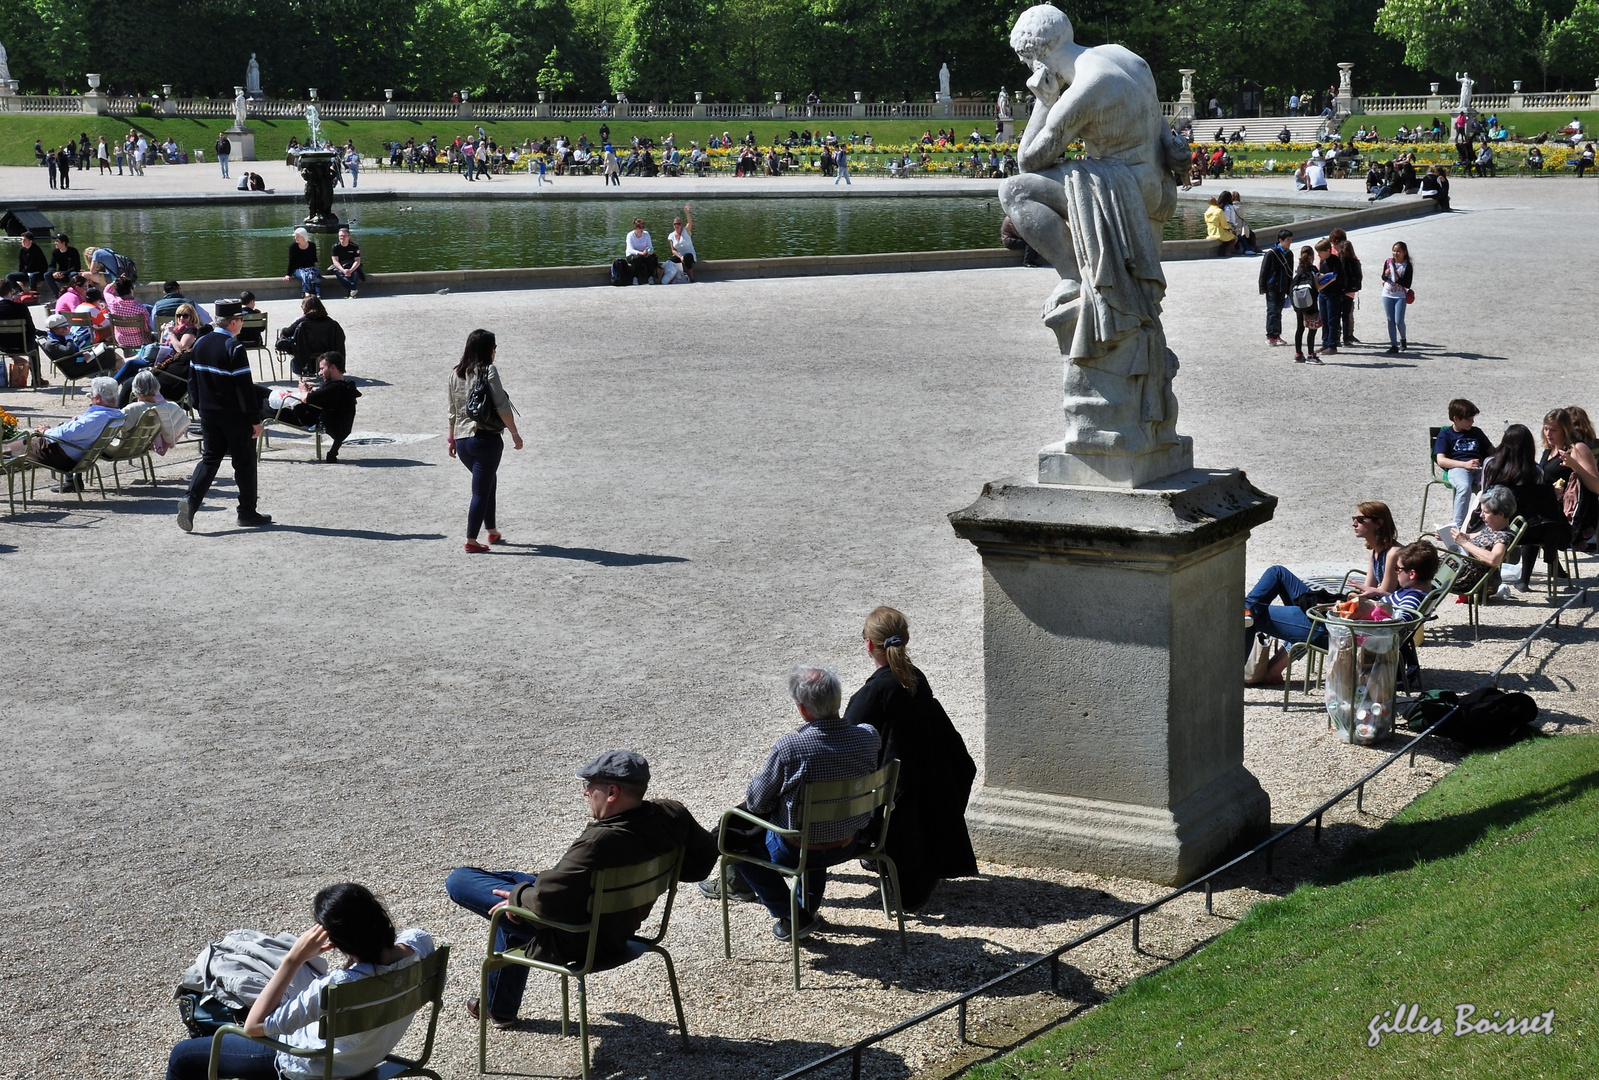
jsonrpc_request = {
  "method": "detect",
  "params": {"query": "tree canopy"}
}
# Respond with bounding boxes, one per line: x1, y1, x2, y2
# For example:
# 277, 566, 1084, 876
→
0, 0, 1589, 103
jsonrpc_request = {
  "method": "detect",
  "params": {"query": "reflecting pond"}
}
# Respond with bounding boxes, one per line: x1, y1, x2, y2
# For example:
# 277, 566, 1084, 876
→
45, 197, 1319, 280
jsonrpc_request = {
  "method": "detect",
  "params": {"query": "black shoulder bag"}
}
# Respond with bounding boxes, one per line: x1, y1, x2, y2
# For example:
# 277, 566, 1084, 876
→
464, 370, 505, 433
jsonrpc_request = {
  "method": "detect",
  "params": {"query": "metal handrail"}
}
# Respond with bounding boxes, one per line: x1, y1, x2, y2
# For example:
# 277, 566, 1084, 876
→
774, 585, 1591, 1080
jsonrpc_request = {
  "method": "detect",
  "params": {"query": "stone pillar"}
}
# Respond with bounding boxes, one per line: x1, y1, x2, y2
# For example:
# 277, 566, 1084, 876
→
226, 128, 257, 161
852, 90, 865, 119
162, 84, 177, 116
951, 471, 1275, 885
83, 73, 106, 115
774, 92, 786, 119
384, 89, 397, 119
1509, 82, 1525, 110
1176, 69, 1196, 120
1336, 62, 1355, 115
1427, 84, 1443, 114
693, 91, 706, 118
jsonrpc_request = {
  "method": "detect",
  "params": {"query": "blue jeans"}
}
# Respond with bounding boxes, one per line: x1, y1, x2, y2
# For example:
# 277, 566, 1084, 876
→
218, 153, 230, 178
1382, 293, 1407, 346
734, 831, 861, 921
292, 267, 321, 296
1265, 289, 1284, 339
1318, 292, 1341, 350
1448, 466, 1477, 527
445, 867, 540, 1019
455, 432, 503, 539
331, 266, 365, 294
347, 163, 358, 188
166, 1033, 275, 1080
835, 165, 850, 185
1245, 565, 1326, 650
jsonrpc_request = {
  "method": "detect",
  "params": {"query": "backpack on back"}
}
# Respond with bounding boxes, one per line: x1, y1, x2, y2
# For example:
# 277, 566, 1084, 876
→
1291, 281, 1317, 310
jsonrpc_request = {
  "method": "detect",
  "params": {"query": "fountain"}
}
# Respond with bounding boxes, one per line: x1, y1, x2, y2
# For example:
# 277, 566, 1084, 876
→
294, 105, 340, 232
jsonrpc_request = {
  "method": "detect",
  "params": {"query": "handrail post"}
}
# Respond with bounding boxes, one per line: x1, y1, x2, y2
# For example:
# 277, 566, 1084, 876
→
956, 1000, 967, 1043
1314, 812, 1322, 842
1356, 782, 1365, 813
1205, 878, 1213, 915
1132, 914, 1140, 953
852, 1044, 863, 1080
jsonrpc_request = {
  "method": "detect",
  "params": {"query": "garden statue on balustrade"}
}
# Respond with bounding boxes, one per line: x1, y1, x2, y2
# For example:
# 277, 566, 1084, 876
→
998, 2, 1193, 485
246, 53, 262, 98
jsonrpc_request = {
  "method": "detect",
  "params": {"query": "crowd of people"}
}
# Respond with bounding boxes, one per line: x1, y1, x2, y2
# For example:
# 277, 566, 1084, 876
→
165, 605, 976, 1077
1256, 227, 1411, 361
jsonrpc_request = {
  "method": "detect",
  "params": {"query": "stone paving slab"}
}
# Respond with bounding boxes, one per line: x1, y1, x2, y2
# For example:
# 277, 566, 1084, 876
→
0, 176, 1593, 1080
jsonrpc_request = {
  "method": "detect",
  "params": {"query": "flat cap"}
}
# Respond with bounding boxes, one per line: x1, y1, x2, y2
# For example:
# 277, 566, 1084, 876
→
577, 749, 650, 785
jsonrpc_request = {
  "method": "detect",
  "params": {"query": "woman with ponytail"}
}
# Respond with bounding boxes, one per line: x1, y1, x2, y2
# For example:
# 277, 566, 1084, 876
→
843, 606, 978, 911
165, 883, 435, 1080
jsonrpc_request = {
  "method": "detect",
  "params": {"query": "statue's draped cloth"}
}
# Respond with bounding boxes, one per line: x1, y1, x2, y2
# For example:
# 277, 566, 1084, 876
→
1059, 157, 1170, 425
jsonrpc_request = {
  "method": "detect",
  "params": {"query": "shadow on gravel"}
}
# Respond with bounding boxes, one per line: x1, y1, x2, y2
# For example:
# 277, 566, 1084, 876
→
499, 542, 689, 567
826, 870, 1137, 931
199, 524, 448, 541
477, 1020, 906, 1080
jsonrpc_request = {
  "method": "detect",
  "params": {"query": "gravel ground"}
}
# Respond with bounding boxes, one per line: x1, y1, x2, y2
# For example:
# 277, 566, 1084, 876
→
1, 177, 1594, 1080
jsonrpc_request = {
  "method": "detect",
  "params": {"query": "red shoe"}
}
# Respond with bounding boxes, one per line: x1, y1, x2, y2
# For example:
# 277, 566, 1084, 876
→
487, 531, 506, 545
464, 540, 490, 553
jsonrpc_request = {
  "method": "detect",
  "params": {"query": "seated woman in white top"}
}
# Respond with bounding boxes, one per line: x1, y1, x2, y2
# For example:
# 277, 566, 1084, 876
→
666, 203, 697, 282
624, 218, 661, 283
164, 883, 435, 1080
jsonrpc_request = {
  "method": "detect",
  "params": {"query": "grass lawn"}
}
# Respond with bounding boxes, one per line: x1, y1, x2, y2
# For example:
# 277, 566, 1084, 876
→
965, 734, 1599, 1079
0, 116, 983, 168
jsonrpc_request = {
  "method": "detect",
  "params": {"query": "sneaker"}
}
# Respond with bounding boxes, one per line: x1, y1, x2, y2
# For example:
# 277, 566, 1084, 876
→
348, 289, 359, 298
1345, 336, 1362, 344
465, 997, 517, 1030
1399, 339, 1407, 350
176, 499, 194, 532
1494, 584, 1513, 600
1304, 355, 1324, 365
1294, 352, 1305, 363
697, 876, 758, 903
464, 540, 490, 553
1268, 337, 1288, 347
237, 511, 273, 527
1321, 346, 1338, 355
1385, 345, 1398, 354
772, 912, 821, 942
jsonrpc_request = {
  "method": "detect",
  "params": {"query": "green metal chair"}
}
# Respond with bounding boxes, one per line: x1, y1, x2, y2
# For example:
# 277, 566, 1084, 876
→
0, 317, 42, 388
29, 420, 121, 503
716, 760, 904, 990
207, 944, 450, 1080
478, 849, 689, 1080
109, 312, 153, 358
238, 311, 277, 380
2, 432, 36, 514
1418, 425, 1456, 534
101, 407, 162, 490
257, 399, 326, 461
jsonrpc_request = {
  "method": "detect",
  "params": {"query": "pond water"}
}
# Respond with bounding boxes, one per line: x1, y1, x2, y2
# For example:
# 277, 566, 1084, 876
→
46, 197, 1317, 280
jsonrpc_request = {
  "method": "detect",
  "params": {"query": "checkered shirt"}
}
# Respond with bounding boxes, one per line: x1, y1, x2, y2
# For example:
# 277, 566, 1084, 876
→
745, 715, 882, 843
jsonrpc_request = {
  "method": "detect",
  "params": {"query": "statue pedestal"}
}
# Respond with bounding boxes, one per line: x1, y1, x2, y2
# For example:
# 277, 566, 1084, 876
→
225, 128, 256, 162
949, 469, 1275, 885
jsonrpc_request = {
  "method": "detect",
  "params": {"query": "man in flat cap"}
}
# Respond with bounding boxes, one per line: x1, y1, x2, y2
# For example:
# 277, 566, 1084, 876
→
178, 298, 271, 531
444, 750, 718, 1028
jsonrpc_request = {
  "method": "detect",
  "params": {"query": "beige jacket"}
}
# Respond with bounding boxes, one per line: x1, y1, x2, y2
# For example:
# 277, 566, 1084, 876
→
447, 364, 513, 440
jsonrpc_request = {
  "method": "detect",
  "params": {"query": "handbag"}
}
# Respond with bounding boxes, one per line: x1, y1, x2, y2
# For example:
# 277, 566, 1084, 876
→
464, 369, 504, 433
1244, 632, 1282, 685
1405, 288, 1416, 304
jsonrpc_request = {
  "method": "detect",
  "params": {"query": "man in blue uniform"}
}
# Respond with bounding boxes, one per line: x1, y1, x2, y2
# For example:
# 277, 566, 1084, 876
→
178, 299, 271, 531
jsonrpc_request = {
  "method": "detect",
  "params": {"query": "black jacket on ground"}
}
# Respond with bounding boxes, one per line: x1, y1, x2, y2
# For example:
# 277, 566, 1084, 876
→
844, 665, 979, 910
188, 330, 259, 420
508, 799, 717, 967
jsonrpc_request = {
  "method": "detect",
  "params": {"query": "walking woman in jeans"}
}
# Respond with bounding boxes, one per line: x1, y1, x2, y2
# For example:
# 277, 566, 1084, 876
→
1380, 241, 1412, 353
447, 329, 523, 553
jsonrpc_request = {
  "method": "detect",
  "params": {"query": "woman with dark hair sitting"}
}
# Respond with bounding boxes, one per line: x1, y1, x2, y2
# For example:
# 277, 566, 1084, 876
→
1540, 407, 1599, 550
279, 295, 345, 379
842, 606, 977, 912
164, 883, 435, 1080
1479, 423, 1571, 590
1244, 501, 1405, 686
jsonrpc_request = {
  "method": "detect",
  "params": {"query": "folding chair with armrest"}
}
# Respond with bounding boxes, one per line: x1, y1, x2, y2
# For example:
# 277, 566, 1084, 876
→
716, 760, 904, 989
101, 407, 163, 490
29, 420, 121, 504
1419, 425, 1457, 534
478, 849, 690, 1080
109, 313, 153, 357
238, 311, 277, 380
0, 317, 43, 389
207, 944, 450, 1080
258, 399, 325, 461
2, 433, 36, 514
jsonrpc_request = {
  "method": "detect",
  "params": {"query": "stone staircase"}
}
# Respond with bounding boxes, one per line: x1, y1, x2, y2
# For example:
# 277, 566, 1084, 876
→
1181, 114, 1344, 144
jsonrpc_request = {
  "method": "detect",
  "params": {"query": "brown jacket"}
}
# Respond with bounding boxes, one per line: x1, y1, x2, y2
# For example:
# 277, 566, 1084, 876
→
508, 799, 717, 966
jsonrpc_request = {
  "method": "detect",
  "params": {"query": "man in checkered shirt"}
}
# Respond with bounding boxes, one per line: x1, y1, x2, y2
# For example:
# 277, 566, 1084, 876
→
732, 665, 881, 942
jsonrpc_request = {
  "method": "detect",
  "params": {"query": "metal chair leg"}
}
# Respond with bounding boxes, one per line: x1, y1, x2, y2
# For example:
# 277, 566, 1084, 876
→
560, 974, 570, 1036
477, 961, 490, 1073
653, 945, 691, 1048
577, 978, 591, 1080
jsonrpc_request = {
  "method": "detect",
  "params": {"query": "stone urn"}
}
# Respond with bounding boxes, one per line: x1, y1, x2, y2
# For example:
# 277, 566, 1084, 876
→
86, 73, 101, 90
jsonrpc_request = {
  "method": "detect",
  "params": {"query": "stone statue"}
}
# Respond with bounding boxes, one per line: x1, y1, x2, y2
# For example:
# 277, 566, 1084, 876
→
998, 5, 1191, 483
939, 63, 951, 100
245, 53, 261, 96
298, 154, 337, 228
1456, 71, 1473, 113
0, 42, 10, 85
233, 86, 247, 129
997, 87, 1011, 120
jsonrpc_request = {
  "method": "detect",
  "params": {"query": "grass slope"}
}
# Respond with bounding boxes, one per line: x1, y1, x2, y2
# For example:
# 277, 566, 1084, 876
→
0, 116, 971, 168
967, 736, 1599, 1079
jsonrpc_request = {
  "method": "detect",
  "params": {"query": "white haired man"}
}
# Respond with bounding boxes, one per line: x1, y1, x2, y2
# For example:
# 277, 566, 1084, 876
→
709, 665, 881, 942
4, 375, 123, 490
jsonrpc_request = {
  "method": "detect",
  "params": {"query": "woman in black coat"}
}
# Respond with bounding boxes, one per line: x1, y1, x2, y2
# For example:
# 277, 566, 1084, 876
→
1479, 423, 1572, 588
278, 295, 346, 378
843, 606, 977, 911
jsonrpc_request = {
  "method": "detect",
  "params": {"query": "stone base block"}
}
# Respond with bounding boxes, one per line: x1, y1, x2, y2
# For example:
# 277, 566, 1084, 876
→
967, 764, 1271, 885
225, 129, 256, 162
1038, 436, 1193, 488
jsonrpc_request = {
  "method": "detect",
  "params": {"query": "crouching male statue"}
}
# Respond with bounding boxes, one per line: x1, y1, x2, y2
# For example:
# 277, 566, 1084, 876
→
999, 5, 1194, 484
